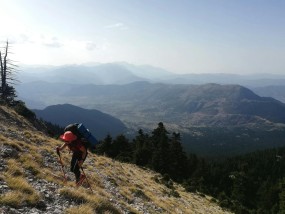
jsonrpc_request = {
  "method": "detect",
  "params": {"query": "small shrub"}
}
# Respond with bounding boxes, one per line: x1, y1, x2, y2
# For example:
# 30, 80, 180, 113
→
131, 188, 150, 201
153, 175, 160, 183
169, 189, 180, 198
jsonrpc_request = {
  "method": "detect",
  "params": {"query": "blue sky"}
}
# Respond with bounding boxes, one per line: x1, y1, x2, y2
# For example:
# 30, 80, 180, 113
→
0, 0, 284, 74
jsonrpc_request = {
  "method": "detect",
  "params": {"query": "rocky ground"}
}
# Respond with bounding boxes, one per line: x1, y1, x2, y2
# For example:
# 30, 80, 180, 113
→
0, 142, 231, 214
0, 143, 162, 214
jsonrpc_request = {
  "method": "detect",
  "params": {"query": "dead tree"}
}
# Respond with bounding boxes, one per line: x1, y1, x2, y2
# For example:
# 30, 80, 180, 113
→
0, 41, 18, 105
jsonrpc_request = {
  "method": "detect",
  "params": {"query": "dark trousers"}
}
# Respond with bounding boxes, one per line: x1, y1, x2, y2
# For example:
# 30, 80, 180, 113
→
70, 151, 87, 182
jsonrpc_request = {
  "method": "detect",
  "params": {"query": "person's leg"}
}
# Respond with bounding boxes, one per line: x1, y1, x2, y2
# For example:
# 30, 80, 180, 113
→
70, 152, 81, 182
82, 152, 88, 163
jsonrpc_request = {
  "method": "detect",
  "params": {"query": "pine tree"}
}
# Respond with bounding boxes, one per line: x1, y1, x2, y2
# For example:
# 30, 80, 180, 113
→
111, 134, 132, 161
133, 129, 152, 166
151, 122, 170, 173
279, 178, 285, 213
96, 134, 113, 156
168, 132, 188, 181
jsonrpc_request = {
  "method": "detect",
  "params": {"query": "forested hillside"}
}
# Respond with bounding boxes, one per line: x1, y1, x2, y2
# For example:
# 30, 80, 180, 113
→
95, 122, 285, 213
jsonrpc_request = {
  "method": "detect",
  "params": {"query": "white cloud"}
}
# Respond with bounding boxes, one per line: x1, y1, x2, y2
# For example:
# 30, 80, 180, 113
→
85, 42, 97, 51
42, 37, 63, 48
105, 22, 128, 30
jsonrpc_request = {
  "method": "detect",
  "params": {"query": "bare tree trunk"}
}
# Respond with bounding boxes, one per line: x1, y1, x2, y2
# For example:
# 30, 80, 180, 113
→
0, 49, 3, 84
0, 41, 17, 104
3, 41, 8, 83
2, 42, 8, 95
0, 48, 4, 100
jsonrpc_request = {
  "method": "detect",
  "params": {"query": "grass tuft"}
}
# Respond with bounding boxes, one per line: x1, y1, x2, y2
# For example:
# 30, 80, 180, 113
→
131, 188, 150, 201
23, 131, 32, 139
59, 188, 89, 203
0, 189, 40, 208
20, 154, 41, 176
3, 140, 22, 152
93, 199, 121, 214
6, 176, 36, 194
60, 188, 121, 213
6, 159, 24, 176
0, 191, 23, 208
64, 204, 94, 214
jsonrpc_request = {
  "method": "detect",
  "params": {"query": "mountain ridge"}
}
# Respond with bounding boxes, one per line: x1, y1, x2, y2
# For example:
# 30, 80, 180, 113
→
17, 81, 285, 128
18, 63, 285, 87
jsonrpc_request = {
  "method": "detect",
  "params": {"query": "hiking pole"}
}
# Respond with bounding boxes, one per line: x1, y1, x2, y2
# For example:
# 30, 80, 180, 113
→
81, 167, 93, 193
56, 148, 67, 183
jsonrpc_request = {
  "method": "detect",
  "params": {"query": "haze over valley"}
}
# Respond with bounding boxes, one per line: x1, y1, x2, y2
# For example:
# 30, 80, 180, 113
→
16, 63, 285, 156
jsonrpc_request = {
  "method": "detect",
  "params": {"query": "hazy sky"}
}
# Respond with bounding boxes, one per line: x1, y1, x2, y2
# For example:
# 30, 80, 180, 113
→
0, 0, 285, 74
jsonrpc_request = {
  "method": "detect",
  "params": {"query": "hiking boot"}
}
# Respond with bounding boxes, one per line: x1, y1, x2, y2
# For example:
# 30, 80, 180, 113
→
76, 174, 86, 186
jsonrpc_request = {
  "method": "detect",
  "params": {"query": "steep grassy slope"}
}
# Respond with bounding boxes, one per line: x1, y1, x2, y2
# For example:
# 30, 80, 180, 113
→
0, 105, 231, 213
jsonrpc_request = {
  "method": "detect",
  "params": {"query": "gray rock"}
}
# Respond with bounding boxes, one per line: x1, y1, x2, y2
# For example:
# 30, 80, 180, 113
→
35, 200, 47, 211
1, 145, 19, 159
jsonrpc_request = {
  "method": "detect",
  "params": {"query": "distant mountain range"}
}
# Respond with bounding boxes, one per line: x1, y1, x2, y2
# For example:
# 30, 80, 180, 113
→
19, 81, 285, 130
33, 104, 127, 140
18, 63, 285, 104
19, 63, 285, 87
16, 63, 285, 155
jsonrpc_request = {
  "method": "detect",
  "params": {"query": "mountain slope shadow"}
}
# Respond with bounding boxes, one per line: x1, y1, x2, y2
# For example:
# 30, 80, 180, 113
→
33, 104, 127, 139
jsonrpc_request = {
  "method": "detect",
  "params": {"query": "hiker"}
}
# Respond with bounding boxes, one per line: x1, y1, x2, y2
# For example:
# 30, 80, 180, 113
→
56, 130, 88, 184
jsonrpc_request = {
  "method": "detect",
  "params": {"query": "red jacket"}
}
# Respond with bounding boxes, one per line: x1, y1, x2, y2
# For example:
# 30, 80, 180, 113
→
67, 140, 86, 152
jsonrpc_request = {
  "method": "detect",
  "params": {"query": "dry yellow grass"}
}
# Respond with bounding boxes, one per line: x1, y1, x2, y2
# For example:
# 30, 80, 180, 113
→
64, 204, 94, 214
19, 153, 41, 176
6, 176, 35, 194
119, 186, 134, 202
6, 159, 24, 177
2, 139, 22, 152
0, 191, 24, 208
59, 187, 90, 203
23, 131, 32, 139
1, 176, 41, 207
59, 187, 121, 213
